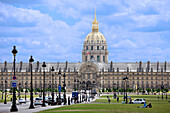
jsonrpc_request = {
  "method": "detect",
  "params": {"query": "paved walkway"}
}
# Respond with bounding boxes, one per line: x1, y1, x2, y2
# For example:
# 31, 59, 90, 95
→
0, 96, 99, 113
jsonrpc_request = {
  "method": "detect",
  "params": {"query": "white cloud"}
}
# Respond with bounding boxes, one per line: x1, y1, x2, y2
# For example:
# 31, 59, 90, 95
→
32, 41, 40, 45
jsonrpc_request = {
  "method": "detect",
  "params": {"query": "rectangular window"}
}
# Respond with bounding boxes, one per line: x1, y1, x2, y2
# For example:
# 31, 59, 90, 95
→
117, 77, 119, 80
97, 56, 100, 62
85, 56, 87, 61
91, 55, 93, 60
103, 56, 105, 62
93, 74, 95, 79
108, 81, 110, 88
102, 46, 104, 50
88, 74, 90, 79
83, 74, 85, 79
117, 81, 119, 88
86, 46, 88, 50
97, 46, 99, 50
68, 81, 70, 86
91, 46, 93, 50
151, 77, 153, 80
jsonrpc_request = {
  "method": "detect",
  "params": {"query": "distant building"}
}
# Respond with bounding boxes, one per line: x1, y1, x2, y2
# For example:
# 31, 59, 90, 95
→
0, 11, 169, 92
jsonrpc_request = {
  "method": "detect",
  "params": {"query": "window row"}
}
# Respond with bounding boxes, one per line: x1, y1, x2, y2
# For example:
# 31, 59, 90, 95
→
86, 46, 105, 50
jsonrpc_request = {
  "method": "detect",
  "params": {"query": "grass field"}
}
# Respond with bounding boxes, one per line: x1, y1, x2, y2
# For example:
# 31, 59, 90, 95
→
37, 95, 170, 113
0, 94, 39, 102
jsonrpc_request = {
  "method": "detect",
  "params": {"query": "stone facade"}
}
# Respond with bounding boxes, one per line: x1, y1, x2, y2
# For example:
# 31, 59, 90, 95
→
0, 12, 169, 92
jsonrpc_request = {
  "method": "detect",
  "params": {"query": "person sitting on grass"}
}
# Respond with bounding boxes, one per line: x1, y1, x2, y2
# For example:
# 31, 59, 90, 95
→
147, 102, 152, 108
137, 102, 147, 108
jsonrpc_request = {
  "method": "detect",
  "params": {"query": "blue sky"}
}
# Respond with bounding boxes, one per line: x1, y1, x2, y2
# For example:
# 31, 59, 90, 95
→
0, 0, 170, 63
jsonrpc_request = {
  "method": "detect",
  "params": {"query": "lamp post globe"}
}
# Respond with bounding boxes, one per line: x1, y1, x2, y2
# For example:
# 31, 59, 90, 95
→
29, 55, 35, 109
42, 62, 46, 107
51, 66, 55, 105
10, 46, 18, 112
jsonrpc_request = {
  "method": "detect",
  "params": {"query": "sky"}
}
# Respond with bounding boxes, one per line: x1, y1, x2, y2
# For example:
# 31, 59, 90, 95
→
0, 0, 170, 63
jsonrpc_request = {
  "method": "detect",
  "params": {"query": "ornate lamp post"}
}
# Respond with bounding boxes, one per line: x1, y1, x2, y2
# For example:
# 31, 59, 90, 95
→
161, 85, 164, 100
165, 84, 168, 100
4, 80, 7, 104
51, 67, 55, 105
77, 80, 79, 103
79, 82, 81, 103
58, 69, 61, 105
123, 76, 128, 104
29, 56, 34, 109
25, 82, 27, 102
1, 83, 3, 100
42, 62, 46, 107
10, 46, 18, 112
74, 78, 76, 91
19, 83, 21, 100
63, 73, 66, 105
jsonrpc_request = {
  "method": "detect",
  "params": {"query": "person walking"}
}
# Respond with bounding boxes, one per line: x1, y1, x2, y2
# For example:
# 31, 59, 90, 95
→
117, 97, 119, 102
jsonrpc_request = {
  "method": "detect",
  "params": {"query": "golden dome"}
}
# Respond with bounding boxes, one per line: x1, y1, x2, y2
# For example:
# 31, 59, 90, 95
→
84, 10, 106, 44
85, 32, 106, 43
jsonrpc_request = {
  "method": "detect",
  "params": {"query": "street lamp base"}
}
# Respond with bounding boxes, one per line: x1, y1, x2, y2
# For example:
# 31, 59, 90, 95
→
29, 105, 35, 109
42, 104, 46, 107
10, 105, 18, 112
4, 101, 7, 104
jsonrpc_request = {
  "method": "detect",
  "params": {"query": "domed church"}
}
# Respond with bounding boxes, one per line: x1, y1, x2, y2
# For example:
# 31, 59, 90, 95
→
0, 11, 169, 92
82, 10, 109, 63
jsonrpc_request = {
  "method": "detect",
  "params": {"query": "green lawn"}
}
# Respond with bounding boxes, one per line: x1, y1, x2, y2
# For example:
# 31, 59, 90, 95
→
37, 95, 170, 113
0, 94, 39, 102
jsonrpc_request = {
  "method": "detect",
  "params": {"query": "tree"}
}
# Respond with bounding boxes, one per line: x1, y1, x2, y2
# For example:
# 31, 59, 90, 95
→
164, 88, 169, 93
102, 88, 104, 92
108, 88, 112, 92
146, 88, 151, 95
35, 88, 41, 92
156, 88, 160, 93
21, 88, 24, 92
152, 88, 155, 92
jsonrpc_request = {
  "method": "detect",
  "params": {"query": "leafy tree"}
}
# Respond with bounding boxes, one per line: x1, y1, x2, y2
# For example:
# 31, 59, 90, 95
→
156, 88, 160, 93
21, 88, 24, 92
164, 88, 169, 93
146, 88, 151, 95
54, 89, 58, 92
108, 88, 112, 92
35, 88, 41, 92
102, 88, 104, 92
152, 88, 155, 93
